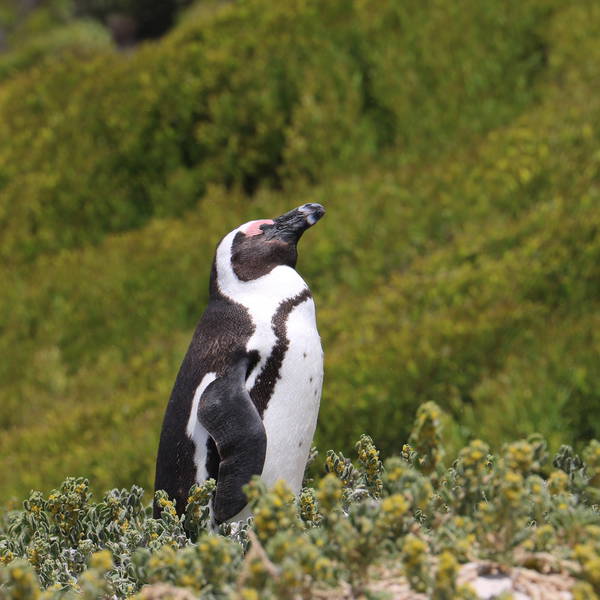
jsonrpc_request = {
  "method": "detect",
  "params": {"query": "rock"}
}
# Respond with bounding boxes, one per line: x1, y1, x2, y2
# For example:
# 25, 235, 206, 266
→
458, 561, 573, 600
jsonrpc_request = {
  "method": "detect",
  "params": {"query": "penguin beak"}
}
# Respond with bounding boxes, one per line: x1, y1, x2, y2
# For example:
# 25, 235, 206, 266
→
262, 203, 325, 244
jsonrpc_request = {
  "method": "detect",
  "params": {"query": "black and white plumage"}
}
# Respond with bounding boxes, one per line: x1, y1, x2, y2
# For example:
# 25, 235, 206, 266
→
153, 204, 325, 524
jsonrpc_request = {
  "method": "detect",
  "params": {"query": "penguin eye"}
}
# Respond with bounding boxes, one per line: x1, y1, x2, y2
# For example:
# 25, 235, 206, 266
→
259, 223, 275, 236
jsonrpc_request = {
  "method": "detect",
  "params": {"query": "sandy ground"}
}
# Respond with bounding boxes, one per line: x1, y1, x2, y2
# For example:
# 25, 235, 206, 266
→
136, 557, 578, 599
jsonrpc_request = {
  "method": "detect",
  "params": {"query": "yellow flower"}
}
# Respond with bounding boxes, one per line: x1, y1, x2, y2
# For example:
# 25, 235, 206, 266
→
583, 557, 600, 587
548, 471, 569, 495
89, 550, 113, 571
574, 544, 596, 565
380, 494, 409, 519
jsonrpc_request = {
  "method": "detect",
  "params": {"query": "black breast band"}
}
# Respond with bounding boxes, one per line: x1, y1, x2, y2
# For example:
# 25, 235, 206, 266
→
250, 288, 312, 416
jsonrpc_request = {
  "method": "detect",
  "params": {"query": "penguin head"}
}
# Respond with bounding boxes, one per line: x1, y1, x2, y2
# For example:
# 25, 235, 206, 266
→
218, 203, 325, 282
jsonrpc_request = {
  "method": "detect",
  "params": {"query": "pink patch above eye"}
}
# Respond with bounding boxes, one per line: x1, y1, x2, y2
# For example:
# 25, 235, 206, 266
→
245, 219, 274, 236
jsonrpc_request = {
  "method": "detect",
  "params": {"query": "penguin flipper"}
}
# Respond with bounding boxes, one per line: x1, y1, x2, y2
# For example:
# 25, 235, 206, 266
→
197, 353, 266, 524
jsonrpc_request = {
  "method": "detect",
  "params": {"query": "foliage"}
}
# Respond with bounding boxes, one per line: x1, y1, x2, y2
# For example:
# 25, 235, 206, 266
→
0, 0, 599, 506
0, 0, 191, 48
1, 404, 600, 598
0, 19, 112, 83
0, 0, 551, 262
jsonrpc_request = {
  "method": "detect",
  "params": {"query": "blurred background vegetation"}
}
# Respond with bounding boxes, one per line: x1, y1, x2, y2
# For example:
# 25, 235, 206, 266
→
0, 0, 598, 504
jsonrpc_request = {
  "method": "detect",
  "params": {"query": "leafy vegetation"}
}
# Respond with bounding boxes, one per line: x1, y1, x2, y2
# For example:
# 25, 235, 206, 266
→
0, 0, 599, 512
1, 403, 600, 598
0, 0, 550, 261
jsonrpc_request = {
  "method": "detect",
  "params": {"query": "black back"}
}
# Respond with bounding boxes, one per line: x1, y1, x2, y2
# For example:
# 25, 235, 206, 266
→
153, 262, 256, 516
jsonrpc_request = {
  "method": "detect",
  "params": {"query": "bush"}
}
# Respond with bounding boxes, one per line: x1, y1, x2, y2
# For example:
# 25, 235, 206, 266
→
1, 404, 600, 598
0, 20, 112, 83
0, 0, 551, 262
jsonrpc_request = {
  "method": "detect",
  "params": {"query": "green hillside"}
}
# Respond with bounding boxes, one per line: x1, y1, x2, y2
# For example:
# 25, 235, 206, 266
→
0, 0, 599, 504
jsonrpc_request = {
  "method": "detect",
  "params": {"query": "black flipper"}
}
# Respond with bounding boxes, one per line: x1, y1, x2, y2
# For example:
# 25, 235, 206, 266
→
197, 353, 267, 524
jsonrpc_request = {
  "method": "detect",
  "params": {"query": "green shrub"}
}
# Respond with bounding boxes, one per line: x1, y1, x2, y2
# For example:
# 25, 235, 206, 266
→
1, 404, 599, 598
0, 0, 552, 262
0, 20, 112, 83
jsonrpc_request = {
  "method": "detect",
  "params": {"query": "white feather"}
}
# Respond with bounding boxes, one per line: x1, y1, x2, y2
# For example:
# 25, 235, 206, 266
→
260, 299, 323, 494
187, 372, 217, 482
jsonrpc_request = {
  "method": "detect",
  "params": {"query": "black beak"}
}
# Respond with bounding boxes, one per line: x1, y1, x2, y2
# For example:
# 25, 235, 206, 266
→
263, 203, 325, 244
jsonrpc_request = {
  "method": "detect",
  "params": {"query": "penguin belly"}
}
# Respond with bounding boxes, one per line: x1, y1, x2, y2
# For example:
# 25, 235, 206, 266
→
258, 298, 323, 494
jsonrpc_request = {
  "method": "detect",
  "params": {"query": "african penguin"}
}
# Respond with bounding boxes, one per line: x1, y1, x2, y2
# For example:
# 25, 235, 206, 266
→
154, 203, 325, 524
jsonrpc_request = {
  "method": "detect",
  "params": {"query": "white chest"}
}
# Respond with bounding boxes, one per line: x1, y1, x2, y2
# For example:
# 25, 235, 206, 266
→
219, 263, 324, 494
258, 299, 323, 493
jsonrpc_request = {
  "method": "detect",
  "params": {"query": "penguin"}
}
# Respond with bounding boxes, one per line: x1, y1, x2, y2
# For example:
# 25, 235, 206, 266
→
154, 203, 325, 524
